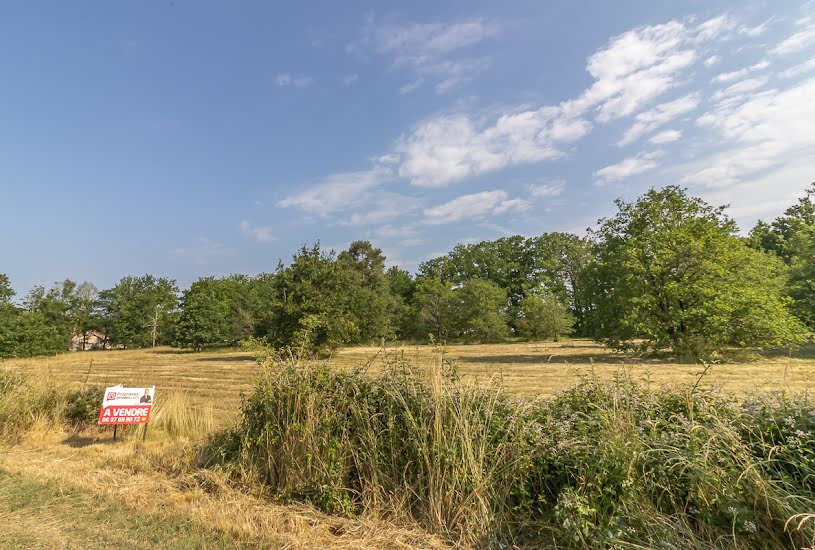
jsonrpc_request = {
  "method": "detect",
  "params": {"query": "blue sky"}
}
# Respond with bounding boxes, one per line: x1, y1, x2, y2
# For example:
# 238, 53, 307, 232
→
2, 1, 815, 295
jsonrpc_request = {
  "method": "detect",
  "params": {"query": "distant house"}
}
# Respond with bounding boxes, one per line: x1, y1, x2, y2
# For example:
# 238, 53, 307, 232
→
70, 331, 107, 351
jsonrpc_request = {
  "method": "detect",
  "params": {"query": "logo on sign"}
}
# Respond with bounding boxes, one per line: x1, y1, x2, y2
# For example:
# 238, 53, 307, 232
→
107, 392, 117, 400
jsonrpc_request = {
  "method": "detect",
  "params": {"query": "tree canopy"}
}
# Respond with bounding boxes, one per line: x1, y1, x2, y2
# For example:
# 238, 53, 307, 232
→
592, 186, 808, 358
2, 184, 813, 359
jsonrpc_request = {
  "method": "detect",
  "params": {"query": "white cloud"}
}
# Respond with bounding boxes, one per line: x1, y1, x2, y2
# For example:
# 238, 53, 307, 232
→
569, 20, 697, 123
618, 92, 700, 146
239, 221, 275, 243
594, 151, 663, 185
399, 78, 425, 95
340, 192, 421, 226
684, 77, 815, 188
528, 181, 565, 198
704, 55, 721, 67
712, 60, 770, 83
779, 56, 815, 78
648, 129, 682, 144
695, 15, 735, 41
493, 197, 532, 214
711, 76, 768, 101
423, 190, 528, 225
277, 166, 392, 215
772, 24, 815, 55
392, 16, 734, 187
738, 17, 775, 37
342, 73, 359, 86
396, 109, 590, 187
276, 73, 315, 88
362, 17, 499, 94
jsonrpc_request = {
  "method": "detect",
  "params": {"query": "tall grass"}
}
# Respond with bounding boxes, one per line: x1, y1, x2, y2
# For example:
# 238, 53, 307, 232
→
129, 389, 216, 440
0, 370, 215, 443
208, 346, 815, 548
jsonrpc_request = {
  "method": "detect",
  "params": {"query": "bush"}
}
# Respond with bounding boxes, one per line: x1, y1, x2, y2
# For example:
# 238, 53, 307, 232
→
64, 385, 105, 426
208, 348, 815, 548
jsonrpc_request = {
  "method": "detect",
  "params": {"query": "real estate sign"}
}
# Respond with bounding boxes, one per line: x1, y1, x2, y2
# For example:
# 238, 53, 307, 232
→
98, 385, 155, 425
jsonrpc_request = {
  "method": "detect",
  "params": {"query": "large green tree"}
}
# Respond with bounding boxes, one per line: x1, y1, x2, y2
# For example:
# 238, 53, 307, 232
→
749, 183, 815, 262
518, 292, 574, 342
419, 233, 594, 334
338, 241, 394, 341
450, 278, 508, 342
267, 243, 358, 353
593, 186, 808, 358
413, 276, 454, 341
787, 226, 815, 328
176, 278, 233, 350
0, 275, 66, 358
98, 275, 178, 348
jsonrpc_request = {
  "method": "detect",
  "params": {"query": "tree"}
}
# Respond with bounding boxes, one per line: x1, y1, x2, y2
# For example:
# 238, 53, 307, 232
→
518, 292, 574, 342
787, 226, 815, 328
267, 243, 358, 353
451, 279, 508, 343
176, 278, 232, 350
413, 276, 454, 341
6, 311, 65, 357
0, 275, 18, 357
0, 275, 66, 358
338, 241, 394, 341
593, 186, 808, 359
385, 266, 416, 340
98, 275, 178, 348
419, 233, 594, 334
749, 183, 815, 262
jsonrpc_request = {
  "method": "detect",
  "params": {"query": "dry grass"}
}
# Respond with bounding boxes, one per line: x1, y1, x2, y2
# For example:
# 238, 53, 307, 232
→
1, 340, 814, 548
0, 431, 447, 549
1, 340, 812, 418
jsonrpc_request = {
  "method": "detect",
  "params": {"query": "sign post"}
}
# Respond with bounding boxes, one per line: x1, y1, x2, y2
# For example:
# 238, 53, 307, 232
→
98, 385, 155, 440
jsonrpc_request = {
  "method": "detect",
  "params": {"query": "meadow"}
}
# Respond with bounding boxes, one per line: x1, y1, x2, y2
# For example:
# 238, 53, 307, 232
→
2, 339, 814, 414
1, 340, 815, 548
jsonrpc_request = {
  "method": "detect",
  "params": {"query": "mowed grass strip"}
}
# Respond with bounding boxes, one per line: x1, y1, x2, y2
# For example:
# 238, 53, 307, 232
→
0, 434, 448, 550
1, 340, 813, 416
0, 469, 239, 549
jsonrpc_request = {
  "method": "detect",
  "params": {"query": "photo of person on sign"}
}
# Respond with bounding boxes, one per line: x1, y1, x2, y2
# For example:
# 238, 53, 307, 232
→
140, 389, 152, 403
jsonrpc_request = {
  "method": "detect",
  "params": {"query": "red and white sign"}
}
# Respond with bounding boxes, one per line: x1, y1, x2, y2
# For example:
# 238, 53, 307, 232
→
98, 385, 155, 425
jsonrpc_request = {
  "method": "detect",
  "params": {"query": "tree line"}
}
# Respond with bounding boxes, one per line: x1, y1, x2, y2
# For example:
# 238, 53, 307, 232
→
1, 184, 813, 360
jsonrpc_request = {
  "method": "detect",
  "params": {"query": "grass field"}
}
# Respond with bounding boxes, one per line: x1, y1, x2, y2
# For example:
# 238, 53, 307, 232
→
2, 339, 813, 415
2, 340, 814, 548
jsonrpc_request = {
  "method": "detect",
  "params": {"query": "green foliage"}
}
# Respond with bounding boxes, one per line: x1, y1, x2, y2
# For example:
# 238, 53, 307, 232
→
385, 266, 417, 339
450, 278, 508, 342
266, 243, 360, 354
64, 385, 105, 426
339, 241, 395, 341
518, 292, 574, 342
97, 275, 178, 348
787, 225, 815, 328
209, 346, 815, 548
749, 183, 815, 262
593, 186, 809, 359
6, 312, 66, 357
176, 278, 234, 350
412, 276, 454, 340
420, 233, 595, 334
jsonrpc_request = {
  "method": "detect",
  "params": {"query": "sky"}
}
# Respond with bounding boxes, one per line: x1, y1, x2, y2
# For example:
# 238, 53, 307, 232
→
2, 1, 815, 295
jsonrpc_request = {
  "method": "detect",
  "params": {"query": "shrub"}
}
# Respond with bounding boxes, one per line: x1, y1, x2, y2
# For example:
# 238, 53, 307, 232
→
64, 385, 105, 426
208, 347, 815, 548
